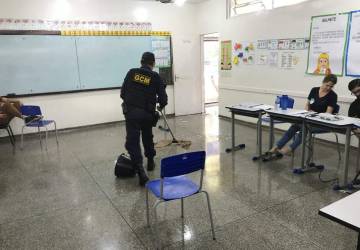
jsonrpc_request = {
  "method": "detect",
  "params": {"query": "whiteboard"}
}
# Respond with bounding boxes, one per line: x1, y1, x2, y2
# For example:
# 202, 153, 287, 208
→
76, 36, 152, 90
0, 35, 158, 96
0, 35, 80, 95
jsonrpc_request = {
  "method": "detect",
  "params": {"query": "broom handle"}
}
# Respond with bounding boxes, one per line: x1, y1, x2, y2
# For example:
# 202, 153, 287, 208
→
159, 109, 177, 141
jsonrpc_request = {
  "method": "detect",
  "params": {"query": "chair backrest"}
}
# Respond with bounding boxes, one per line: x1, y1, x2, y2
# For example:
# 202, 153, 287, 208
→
20, 105, 42, 116
160, 151, 206, 178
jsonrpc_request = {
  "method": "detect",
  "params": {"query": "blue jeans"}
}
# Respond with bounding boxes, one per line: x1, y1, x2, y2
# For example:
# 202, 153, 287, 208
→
276, 124, 328, 151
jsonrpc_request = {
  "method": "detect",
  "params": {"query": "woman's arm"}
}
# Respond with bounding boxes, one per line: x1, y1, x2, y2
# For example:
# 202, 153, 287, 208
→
326, 106, 334, 114
305, 100, 310, 111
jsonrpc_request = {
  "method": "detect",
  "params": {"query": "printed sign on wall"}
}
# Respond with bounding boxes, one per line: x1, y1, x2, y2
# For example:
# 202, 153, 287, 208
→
346, 11, 360, 76
306, 13, 349, 76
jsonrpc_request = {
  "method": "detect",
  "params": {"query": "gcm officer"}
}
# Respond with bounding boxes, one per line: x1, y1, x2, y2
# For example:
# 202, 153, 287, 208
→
121, 52, 168, 186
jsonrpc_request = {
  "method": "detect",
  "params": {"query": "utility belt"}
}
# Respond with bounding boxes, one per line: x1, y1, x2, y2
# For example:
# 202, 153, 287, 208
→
122, 102, 159, 127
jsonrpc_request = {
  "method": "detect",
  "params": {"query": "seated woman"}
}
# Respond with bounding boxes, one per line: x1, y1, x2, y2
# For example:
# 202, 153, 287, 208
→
269, 74, 338, 156
0, 96, 23, 125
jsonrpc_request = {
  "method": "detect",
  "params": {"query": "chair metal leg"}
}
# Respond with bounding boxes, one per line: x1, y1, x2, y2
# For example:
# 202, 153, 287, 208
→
181, 198, 184, 219
38, 126, 42, 149
153, 200, 163, 250
201, 191, 216, 240
357, 139, 360, 173
6, 127, 15, 146
54, 121, 59, 145
146, 189, 150, 227
334, 133, 341, 161
306, 134, 314, 166
9, 125, 15, 140
21, 126, 25, 150
45, 126, 48, 150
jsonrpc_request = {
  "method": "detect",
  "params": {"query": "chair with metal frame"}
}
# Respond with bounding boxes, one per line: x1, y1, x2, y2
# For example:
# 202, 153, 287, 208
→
293, 104, 341, 174
20, 105, 58, 149
0, 119, 15, 146
345, 134, 360, 189
145, 151, 216, 249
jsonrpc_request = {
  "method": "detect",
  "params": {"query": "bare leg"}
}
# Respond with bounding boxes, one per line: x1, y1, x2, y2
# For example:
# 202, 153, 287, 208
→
279, 146, 292, 155
269, 146, 279, 153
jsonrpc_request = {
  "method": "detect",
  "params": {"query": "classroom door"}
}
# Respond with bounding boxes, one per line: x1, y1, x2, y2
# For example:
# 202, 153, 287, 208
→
173, 35, 202, 116
203, 34, 219, 104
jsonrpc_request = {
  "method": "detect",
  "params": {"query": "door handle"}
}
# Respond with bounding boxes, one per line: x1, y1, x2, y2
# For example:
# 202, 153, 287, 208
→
175, 74, 183, 81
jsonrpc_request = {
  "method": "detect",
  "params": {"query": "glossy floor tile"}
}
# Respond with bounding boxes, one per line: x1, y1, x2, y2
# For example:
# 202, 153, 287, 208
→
0, 106, 358, 249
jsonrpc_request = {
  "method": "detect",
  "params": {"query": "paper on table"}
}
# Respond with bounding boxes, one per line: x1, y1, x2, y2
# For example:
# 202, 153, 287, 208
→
306, 114, 356, 126
267, 109, 309, 116
231, 103, 262, 109
352, 117, 360, 127
256, 104, 274, 110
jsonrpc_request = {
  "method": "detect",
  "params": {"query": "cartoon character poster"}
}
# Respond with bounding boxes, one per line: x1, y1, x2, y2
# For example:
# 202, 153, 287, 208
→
306, 13, 349, 76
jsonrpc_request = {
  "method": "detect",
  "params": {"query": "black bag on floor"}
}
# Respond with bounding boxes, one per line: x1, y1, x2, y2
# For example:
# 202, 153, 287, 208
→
114, 153, 136, 178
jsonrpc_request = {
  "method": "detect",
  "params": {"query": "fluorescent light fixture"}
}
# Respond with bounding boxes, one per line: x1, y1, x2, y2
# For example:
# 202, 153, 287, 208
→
174, 0, 186, 6
133, 8, 149, 22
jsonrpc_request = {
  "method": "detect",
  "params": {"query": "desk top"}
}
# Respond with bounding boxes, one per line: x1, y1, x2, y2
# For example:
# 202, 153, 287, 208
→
319, 191, 360, 232
266, 109, 311, 117
227, 103, 360, 127
226, 103, 273, 112
305, 114, 360, 128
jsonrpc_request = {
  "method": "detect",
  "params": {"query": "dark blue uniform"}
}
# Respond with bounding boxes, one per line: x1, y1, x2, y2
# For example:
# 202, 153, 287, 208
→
121, 65, 167, 166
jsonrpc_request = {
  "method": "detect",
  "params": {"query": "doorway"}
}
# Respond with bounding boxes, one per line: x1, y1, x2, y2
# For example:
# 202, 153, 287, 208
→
203, 33, 219, 107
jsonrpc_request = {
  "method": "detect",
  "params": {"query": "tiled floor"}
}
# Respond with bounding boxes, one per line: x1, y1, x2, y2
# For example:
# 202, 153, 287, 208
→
0, 106, 358, 249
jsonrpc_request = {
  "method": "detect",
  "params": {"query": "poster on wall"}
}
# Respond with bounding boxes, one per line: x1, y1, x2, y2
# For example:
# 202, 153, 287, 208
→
346, 11, 360, 76
256, 54, 268, 65
152, 36, 171, 68
232, 41, 255, 65
258, 38, 308, 50
221, 40, 232, 70
280, 52, 299, 69
306, 13, 349, 76
268, 52, 279, 67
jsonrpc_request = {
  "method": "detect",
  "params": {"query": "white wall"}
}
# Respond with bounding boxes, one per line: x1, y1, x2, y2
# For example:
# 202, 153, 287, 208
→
197, 0, 360, 146
0, 0, 199, 135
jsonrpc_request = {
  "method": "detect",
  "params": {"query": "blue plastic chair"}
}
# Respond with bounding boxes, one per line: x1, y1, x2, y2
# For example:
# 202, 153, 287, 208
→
20, 105, 58, 149
145, 151, 216, 248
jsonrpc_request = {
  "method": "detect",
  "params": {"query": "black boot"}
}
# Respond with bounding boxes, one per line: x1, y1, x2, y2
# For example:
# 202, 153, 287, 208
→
147, 158, 155, 171
134, 164, 149, 186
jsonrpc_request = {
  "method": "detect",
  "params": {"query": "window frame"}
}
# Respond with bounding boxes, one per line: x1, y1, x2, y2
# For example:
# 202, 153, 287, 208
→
227, 0, 311, 18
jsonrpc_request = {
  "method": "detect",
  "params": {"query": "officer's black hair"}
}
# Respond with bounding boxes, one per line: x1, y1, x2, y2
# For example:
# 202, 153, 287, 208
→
323, 74, 337, 85
348, 79, 360, 91
141, 52, 155, 66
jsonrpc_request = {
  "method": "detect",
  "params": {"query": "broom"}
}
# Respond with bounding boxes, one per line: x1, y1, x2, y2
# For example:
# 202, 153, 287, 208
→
155, 108, 191, 149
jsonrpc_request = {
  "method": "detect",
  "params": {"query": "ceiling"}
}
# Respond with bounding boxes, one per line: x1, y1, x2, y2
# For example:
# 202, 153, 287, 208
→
134, 0, 209, 4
